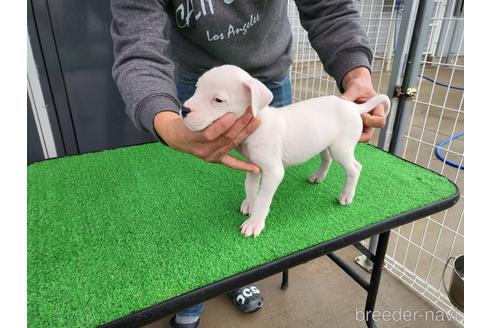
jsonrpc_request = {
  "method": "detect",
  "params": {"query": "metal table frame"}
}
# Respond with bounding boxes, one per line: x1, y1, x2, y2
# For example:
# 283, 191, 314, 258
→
101, 187, 459, 328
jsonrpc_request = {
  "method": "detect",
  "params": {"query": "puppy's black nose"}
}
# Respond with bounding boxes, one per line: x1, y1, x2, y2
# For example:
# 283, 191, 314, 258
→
181, 106, 191, 118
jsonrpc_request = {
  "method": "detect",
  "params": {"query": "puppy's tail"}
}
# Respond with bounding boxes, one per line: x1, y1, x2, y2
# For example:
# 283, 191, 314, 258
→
356, 94, 391, 117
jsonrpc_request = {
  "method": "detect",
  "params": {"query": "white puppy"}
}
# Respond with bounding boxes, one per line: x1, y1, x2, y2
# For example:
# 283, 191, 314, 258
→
182, 65, 390, 237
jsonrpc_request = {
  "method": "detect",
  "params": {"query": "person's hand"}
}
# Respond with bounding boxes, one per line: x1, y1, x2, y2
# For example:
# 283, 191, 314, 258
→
340, 67, 386, 143
154, 108, 261, 174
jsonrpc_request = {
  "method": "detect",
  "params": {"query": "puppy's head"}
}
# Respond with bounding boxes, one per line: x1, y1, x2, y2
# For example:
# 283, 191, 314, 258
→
182, 65, 273, 131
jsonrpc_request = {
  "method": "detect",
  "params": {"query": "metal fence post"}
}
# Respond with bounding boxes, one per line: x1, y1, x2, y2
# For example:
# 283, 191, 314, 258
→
377, 0, 417, 151
357, 0, 418, 273
388, 0, 434, 155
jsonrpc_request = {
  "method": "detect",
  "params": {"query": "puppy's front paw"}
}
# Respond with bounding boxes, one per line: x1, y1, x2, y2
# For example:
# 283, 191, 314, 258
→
339, 189, 355, 205
240, 218, 265, 237
240, 199, 253, 215
308, 172, 327, 184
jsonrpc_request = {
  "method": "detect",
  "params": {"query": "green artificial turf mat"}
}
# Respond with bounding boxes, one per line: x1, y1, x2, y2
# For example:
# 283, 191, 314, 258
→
27, 143, 457, 327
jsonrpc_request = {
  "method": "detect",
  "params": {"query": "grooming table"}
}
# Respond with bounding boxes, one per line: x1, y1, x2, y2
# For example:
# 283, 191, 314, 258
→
27, 143, 459, 328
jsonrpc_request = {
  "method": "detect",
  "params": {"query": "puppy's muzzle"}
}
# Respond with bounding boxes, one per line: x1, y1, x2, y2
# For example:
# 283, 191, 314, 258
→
181, 106, 192, 118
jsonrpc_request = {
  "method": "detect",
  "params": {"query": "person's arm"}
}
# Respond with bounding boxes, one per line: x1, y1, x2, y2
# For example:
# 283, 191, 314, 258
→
294, 0, 385, 142
111, 0, 179, 136
111, 0, 260, 173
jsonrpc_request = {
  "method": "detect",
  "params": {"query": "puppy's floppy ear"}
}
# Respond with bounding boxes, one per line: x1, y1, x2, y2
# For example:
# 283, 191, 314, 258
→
244, 78, 273, 116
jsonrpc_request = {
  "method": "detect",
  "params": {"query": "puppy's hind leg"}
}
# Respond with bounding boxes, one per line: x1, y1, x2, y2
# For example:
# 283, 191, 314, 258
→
241, 172, 261, 215
308, 148, 332, 184
329, 144, 362, 205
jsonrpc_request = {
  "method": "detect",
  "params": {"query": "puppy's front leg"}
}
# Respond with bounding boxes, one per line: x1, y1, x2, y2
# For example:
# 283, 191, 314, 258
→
241, 172, 261, 215
241, 167, 284, 237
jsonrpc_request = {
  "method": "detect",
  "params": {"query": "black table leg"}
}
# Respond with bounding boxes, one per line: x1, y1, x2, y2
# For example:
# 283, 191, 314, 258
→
281, 231, 390, 327
364, 230, 390, 328
324, 231, 391, 328
281, 270, 289, 290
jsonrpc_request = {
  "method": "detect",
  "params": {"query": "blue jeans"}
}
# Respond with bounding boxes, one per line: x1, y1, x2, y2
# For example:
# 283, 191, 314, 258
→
175, 69, 292, 108
174, 68, 292, 319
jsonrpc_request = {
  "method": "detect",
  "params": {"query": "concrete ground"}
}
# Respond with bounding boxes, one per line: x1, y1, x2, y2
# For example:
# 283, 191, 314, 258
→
146, 248, 460, 328
146, 60, 464, 328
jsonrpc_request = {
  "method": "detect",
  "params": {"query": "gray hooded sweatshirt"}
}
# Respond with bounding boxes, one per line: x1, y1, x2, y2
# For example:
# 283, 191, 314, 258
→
111, 0, 372, 135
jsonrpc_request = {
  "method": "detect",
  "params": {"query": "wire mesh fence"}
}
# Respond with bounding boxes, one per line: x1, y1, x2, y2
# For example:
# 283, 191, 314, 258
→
287, 0, 464, 325
387, 0, 464, 324
288, 0, 404, 102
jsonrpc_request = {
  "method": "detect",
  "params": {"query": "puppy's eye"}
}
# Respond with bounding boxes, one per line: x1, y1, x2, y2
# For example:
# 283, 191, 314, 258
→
214, 98, 224, 103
